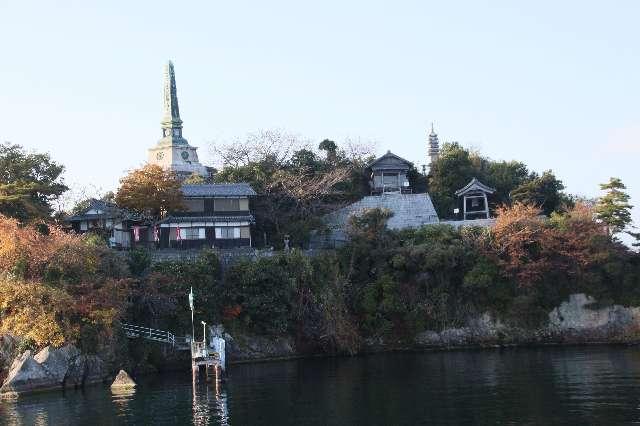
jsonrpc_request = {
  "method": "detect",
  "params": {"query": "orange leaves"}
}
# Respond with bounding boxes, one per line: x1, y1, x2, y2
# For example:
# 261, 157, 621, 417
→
490, 202, 604, 287
0, 215, 131, 348
0, 215, 79, 279
115, 164, 184, 218
222, 304, 242, 320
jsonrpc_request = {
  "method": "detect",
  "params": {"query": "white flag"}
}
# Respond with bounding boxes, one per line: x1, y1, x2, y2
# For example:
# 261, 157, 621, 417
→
189, 286, 194, 311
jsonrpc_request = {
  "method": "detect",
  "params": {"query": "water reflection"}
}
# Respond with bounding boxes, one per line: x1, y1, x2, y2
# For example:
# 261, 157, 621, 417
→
192, 378, 229, 426
3, 347, 640, 424
111, 386, 136, 419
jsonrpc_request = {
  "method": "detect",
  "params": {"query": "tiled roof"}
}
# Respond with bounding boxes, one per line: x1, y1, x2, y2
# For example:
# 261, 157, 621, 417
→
365, 151, 413, 169
454, 178, 496, 196
66, 199, 139, 222
181, 183, 257, 197
157, 214, 255, 224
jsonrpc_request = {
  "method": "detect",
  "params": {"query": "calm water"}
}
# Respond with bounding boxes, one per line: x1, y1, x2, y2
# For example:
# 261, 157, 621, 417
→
2, 346, 640, 425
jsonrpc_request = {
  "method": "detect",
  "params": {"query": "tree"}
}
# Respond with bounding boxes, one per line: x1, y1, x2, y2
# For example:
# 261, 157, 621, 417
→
484, 161, 530, 206
595, 177, 633, 236
428, 143, 477, 218
183, 172, 206, 185
0, 143, 68, 222
115, 164, 184, 219
510, 171, 567, 216
212, 131, 373, 246
318, 139, 338, 162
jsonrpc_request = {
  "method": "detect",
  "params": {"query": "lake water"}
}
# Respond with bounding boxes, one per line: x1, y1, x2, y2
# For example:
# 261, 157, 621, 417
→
2, 346, 640, 425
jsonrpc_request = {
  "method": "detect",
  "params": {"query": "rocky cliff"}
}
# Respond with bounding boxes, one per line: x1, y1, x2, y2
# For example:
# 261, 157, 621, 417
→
413, 293, 640, 348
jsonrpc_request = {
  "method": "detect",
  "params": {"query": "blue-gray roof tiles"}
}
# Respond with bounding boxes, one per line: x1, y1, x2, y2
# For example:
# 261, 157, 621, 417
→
181, 183, 256, 197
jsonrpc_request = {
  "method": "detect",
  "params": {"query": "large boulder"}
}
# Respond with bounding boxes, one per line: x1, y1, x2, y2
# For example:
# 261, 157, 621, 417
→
0, 335, 20, 381
0, 351, 57, 396
34, 345, 80, 384
1, 345, 109, 397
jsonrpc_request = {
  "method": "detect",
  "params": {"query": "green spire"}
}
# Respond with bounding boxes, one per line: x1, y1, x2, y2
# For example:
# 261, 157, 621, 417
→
160, 61, 186, 144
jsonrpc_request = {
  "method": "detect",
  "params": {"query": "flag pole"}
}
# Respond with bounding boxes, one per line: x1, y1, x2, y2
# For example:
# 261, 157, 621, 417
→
189, 286, 195, 344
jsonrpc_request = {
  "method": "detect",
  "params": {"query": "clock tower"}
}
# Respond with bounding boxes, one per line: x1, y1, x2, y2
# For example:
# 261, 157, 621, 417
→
147, 61, 209, 179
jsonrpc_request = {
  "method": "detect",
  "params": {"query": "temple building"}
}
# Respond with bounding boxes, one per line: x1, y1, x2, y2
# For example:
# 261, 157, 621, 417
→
147, 61, 210, 179
311, 150, 439, 248
367, 151, 413, 195
454, 178, 495, 220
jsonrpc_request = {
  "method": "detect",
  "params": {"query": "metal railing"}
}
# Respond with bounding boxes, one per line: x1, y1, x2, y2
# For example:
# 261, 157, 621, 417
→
122, 322, 179, 346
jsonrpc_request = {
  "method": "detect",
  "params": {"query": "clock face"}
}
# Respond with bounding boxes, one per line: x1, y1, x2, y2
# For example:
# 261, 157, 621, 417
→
181, 151, 189, 160
156, 152, 164, 160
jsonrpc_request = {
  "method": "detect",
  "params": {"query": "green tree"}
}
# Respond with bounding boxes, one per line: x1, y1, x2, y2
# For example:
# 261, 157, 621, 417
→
484, 161, 530, 207
318, 139, 338, 162
510, 171, 566, 216
428, 143, 477, 218
595, 177, 633, 236
0, 143, 68, 222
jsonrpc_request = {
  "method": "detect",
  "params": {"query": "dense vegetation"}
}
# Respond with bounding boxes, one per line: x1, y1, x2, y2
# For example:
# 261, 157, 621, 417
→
0, 139, 638, 362
428, 142, 568, 218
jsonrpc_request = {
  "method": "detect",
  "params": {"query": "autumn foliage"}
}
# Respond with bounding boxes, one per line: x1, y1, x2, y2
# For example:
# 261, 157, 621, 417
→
489, 202, 606, 287
115, 164, 184, 218
0, 215, 131, 349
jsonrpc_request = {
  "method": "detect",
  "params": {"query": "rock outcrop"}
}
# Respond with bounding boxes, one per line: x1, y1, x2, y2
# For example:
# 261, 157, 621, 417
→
225, 333, 295, 362
548, 293, 640, 340
111, 370, 136, 388
0, 345, 108, 397
414, 293, 640, 349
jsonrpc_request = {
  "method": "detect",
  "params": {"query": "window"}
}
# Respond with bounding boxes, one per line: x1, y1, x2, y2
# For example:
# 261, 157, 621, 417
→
183, 227, 206, 240
215, 227, 240, 239
214, 198, 240, 211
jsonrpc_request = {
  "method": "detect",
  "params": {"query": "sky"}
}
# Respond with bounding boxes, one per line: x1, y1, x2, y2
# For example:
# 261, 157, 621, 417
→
1, 1, 638, 237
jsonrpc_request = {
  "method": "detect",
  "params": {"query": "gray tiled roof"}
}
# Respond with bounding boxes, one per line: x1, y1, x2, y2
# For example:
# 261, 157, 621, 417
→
157, 214, 255, 224
66, 199, 139, 222
181, 183, 256, 197
454, 178, 496, 196
365, 151, 413, 170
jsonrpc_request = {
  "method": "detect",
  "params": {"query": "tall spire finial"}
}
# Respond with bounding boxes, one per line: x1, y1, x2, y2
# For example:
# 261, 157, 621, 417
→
160, 61, 185, 142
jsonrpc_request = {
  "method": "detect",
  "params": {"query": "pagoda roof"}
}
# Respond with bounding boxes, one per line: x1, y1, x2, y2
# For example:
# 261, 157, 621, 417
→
455, 178, 496, 196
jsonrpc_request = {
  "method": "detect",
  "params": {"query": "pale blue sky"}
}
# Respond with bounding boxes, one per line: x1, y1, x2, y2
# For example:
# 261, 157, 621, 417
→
1, 1, 638, 235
